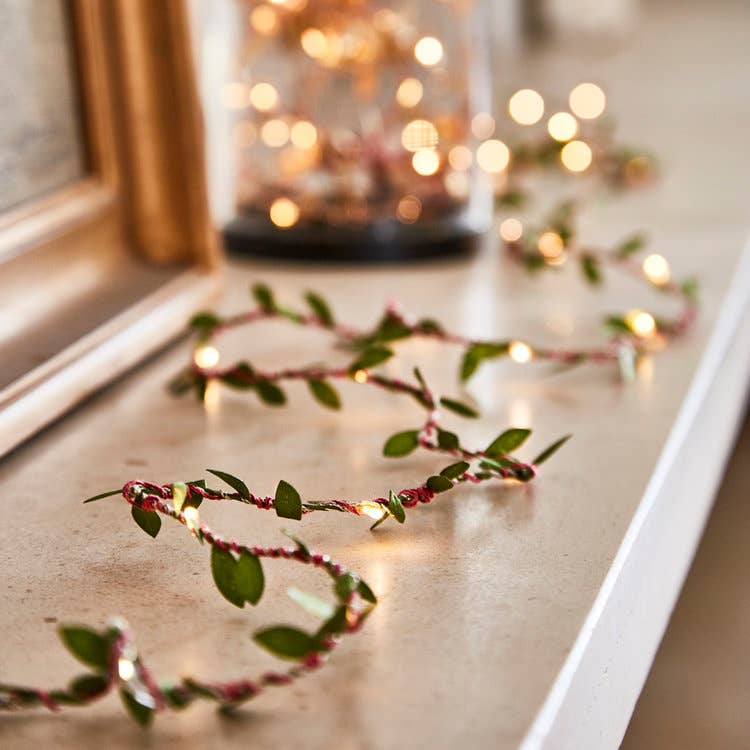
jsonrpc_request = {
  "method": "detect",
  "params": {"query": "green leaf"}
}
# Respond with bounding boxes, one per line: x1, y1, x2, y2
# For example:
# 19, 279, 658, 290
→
681, 276, 699, 303
349, 346, 393, 372
70, 674, 109, 700
206, 469, 250, 500
437, 429, 460, 450
315, 606, 348, 642
304, 291, 334, 325
581, 254, 602, 285
440, 397, 479, 419
460, 342, 509, 382
426, 475, 453, 493
253, 626, 316, 660
375, 314, 412, 342
59, 626, 110, 670
172, 482, 187, 515
211, 547, 264, 608
256, 381, 286, 406
416, 318, 444, 335
83, 488, 121, 504
307, 379, 341, 410
162, 685, 192, 710
287, 588, 335, 619
131, 506, 161, 539
413, 367, 428, 391
275, 480, 302, 520
219, 362, 256, 390
440, 461, 470, 480
167, 369, 197, 396
252, 283, 276, 311
486, 428, 532, 456
189, 311, 221, 334
119, 687, 154, 727
614, 233, 647, 258
532, 434, 572, 466
334, 572, 359, 601
382, 430, 419, 457
282, 530, 310, 557
604, 315, 632, 334
387, 490, 406, 523
357, 579, 377, 604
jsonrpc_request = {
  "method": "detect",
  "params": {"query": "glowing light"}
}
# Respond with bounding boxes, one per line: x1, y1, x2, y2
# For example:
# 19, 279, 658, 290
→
547, 112, 578, 142
261, 118, 290, 148
626, 309, 657, 338
471, 112, 496, 139
396, 78, 424, 108
444, 171, 470, 199
569, 83, 606, 120
194, 346, 220, 369
448, 145, 473, 171
500, 218, 523, 242
414, 36, 443, 66
222, 82, 250, 110
538, 231, 565, 259
412, 149, 440, 176
249, 82, 278, 112
560, 140, 592, 172
301, 28, 327, 58
643, 254, 670, 285
401, 119, 439, 152
476, 139, 510, 173
290, 120, 317, 149
353, 369, 368, 383
508, 89, 545, 125
183, 506, 200, 532
358, 501, 386, 520
118, 658, 135, 681
397, 195, 422, 223
250, 5, 278, 35
509, 341, 533, 364
269, 197, 300, 228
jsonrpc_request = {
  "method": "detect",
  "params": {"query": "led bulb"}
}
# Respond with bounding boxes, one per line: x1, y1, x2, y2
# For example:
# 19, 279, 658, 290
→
118, 658, 135, 681
626, 309, 657, 338
642, 254, 670, 285
357, 502, 386, 520
194, 346, 220, 369
509, 341, 533, 364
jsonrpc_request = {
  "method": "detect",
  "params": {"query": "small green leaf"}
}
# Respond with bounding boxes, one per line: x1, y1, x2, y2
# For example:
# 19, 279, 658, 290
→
437, 429, 460, 450
206, 469, 250, 500
211, 547, 264, 608
440, 461, 470, 480
131, 506, 161, 539
119, 687, 154, 727
304, 291, 334, 325
172, 482, 187, 515
70, 674, 109, 700
426, 475, 453, 493
532, 434, 572, 466
413, 367, 428, 391
253, 626, 316, 660
59, 626, 110, 670
307, 379, 341, 410
460, 342, 509, 382
604, 315, 632, 334
349, 346, 393, 372
387, 490, 406, 523
440, 397, 479, 419
681, 276, 699, 303
382, 430, 419, 457
315, 606, 348, 642
357, 579, 377, 604
416, 318, 444, 335
219, 362, 256, 390
375, 314, 412, 342
614, 233, 647, 258
287, 588, 335, 619
189, 311, 221, 334
83, 488, 121, 504
162, 685, 193, 710
167, 369, 197, 396
334, 572, 359, 601
256, 381, 286, 406
252, 283, 276, 311
275, 480, 302, 520
486, 428, 532, 456
581, 254, 602, 285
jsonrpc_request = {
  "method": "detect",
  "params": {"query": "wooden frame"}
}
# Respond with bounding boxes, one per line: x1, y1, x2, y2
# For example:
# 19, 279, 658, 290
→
0, 0, 221, 456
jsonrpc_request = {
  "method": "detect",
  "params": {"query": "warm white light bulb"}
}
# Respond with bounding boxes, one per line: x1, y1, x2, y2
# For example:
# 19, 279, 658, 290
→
358, 502, 386, 520
508, 89, 545, 125
642, 254, 670, 285
414, 36, 443, 66
569, 83, 606, 120
626, 310, 657, 338
118, 658, 135, 681
194, 346, 220, 369
509, 341, 533, 363
500, 218, 523, 242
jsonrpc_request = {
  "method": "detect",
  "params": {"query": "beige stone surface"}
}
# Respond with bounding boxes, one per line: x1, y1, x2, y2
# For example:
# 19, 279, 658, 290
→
1, 2, 749, 749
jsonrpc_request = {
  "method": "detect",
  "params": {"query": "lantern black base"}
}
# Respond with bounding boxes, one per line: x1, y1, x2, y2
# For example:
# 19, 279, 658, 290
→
223, 214, 484, 264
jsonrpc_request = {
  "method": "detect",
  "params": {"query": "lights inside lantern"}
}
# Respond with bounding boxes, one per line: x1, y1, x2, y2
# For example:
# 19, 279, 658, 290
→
643, 254, 671, 285
509, 341, 533, 364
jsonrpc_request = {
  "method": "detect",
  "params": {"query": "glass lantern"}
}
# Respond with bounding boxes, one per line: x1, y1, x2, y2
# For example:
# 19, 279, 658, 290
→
223, 0, 493, 262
